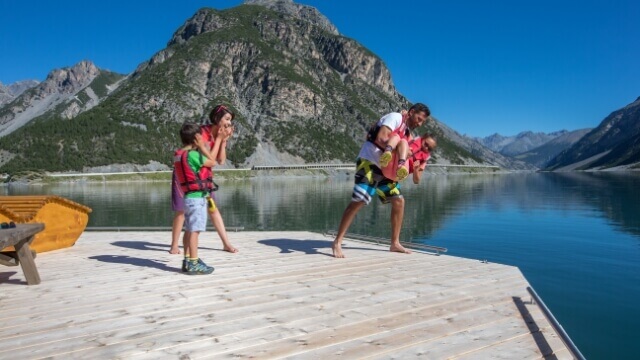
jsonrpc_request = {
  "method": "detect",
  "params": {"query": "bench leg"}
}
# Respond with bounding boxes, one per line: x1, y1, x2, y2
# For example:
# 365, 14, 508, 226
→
15, 236, 41, 285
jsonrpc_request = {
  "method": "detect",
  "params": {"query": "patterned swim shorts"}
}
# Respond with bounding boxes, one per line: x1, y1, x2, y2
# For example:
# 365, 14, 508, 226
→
351, 158, 402, 205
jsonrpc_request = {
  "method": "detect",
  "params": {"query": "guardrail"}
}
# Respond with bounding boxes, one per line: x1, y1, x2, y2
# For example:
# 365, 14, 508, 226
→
527, 286, 586, 360
252, 163, 499, 170
324, 230, 447, 255
251, 164, 354, 170
44, 163, 500, 177
85, 226, 245, 232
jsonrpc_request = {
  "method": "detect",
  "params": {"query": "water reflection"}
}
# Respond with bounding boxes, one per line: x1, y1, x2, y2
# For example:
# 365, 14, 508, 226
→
2, 172, 639, 239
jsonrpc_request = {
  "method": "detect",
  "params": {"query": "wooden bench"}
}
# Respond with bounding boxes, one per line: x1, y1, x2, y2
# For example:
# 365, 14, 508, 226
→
0, 223, 44, 285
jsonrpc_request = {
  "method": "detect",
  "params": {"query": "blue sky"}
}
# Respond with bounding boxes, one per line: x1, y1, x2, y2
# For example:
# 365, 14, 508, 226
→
1, 0, 638, 137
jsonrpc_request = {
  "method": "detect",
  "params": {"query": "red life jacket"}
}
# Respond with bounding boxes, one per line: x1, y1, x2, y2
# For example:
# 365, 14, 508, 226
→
173, 149, 214, 195
201, 125, 214, 147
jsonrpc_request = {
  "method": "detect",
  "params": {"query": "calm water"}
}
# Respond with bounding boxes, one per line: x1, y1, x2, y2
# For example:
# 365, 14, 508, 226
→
3, 172, 640, 359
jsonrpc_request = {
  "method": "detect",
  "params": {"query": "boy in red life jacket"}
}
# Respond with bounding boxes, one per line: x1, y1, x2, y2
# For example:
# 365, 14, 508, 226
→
381, 133, 437, 184
170, 105, 236, 255
175, 122, 217, 275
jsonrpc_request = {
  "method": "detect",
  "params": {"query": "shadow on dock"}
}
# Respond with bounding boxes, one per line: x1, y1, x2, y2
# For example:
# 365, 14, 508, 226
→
258, 238, 387, 256
0, 270, 26, 285
89, 255, 181, 273
111, 240, 218, 253
513, 296, 558, 359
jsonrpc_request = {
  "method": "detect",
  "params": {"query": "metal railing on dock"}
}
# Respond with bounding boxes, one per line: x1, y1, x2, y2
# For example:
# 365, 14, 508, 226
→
324, 230, 447, 255
85, 226, 245, 232
527, 286, 586, 360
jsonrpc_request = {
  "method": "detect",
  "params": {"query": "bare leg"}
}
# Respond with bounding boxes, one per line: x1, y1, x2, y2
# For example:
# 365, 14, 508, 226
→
209, 209, 238, 253
188, 231, 199, 259
387, 134, 402, 150
333, 201, 365, 258
182, 230, 191, 258
170, 212, 184, 254
389, 197, 411, 254
396, 139, 409, 161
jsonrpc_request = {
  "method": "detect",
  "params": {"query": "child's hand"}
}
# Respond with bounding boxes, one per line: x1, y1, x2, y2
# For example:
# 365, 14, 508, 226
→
401, 109, 408, 116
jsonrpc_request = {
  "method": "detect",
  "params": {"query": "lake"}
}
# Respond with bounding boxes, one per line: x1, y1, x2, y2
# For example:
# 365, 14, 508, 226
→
3, 172, 639, 359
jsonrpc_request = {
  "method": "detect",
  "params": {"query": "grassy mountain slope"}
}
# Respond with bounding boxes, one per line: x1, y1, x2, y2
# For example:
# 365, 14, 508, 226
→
0, 3, 486, 173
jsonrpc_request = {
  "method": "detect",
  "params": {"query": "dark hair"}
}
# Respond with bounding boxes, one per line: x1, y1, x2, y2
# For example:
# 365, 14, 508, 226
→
208, 104, 235, 125
420, 133, 435, 141
180, 122, 201, 146
409, 103, 431, 117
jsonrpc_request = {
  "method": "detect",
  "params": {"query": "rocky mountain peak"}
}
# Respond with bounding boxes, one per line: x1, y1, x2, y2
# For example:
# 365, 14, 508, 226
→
169, 0, 338, 47
244, 0, 339, 35
41, 60, 100, 95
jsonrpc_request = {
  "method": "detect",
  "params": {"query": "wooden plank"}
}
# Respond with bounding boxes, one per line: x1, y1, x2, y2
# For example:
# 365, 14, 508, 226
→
132, 276, 523, 359
14, 236, 40, 285
0, 252, 18, 266
0, 239, 466, 302
0, 259, 508, 327
0, 249, 456, 316
0, 231, 571, 359
0, 223, 44, 249
0, 264, 516, 347
181, 288, 525, 359
28, 274, 524, 359
343, 291, 556, 359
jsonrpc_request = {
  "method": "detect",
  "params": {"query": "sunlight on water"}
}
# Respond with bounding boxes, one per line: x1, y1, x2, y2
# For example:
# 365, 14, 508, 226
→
3, 172, 639, 359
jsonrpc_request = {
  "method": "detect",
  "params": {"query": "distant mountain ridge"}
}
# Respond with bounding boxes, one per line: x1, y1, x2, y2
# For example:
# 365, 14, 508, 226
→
514, 128, 592, 168
0, 61, 124, 138
546, 97, 640, 171
475, 130, 570, 156
0, 80, 39, 107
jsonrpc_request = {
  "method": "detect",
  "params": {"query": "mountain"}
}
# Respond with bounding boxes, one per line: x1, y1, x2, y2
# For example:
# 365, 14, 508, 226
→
431, 121, 535, 170
475, 130, 569, 156
0, 80, 39, 107
514, 128, 591, 168
0, 60, 124, 138
546, 97, 640, 171
0, 0, 503, 173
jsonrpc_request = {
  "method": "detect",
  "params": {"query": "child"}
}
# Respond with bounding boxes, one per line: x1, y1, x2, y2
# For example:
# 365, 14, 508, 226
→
174, 122, 217, 275
169, 105, 236, 255
380, 133, 437, 183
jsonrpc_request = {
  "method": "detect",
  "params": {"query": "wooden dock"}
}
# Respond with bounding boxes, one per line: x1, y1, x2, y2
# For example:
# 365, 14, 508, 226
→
0, 231, 571, 359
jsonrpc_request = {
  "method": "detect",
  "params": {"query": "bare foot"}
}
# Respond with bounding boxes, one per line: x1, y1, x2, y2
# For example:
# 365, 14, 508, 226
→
223, 244, 239, 253
390, 243, 412, 254
332, 243, 345, 258
169, 247, 181, 255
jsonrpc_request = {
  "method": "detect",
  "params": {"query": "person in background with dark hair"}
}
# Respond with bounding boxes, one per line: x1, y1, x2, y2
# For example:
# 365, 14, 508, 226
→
332, 103, 431, 258
170, 105, 237, 256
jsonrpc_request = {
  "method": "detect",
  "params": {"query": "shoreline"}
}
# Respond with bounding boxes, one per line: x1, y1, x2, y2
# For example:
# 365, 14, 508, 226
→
2, 165, 637, 186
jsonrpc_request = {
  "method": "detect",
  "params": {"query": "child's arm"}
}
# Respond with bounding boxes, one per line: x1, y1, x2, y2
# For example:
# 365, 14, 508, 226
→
195, 135, 217, 168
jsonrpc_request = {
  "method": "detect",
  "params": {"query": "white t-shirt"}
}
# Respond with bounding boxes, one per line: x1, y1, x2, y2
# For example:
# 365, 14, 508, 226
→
357, 112, 403, 166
